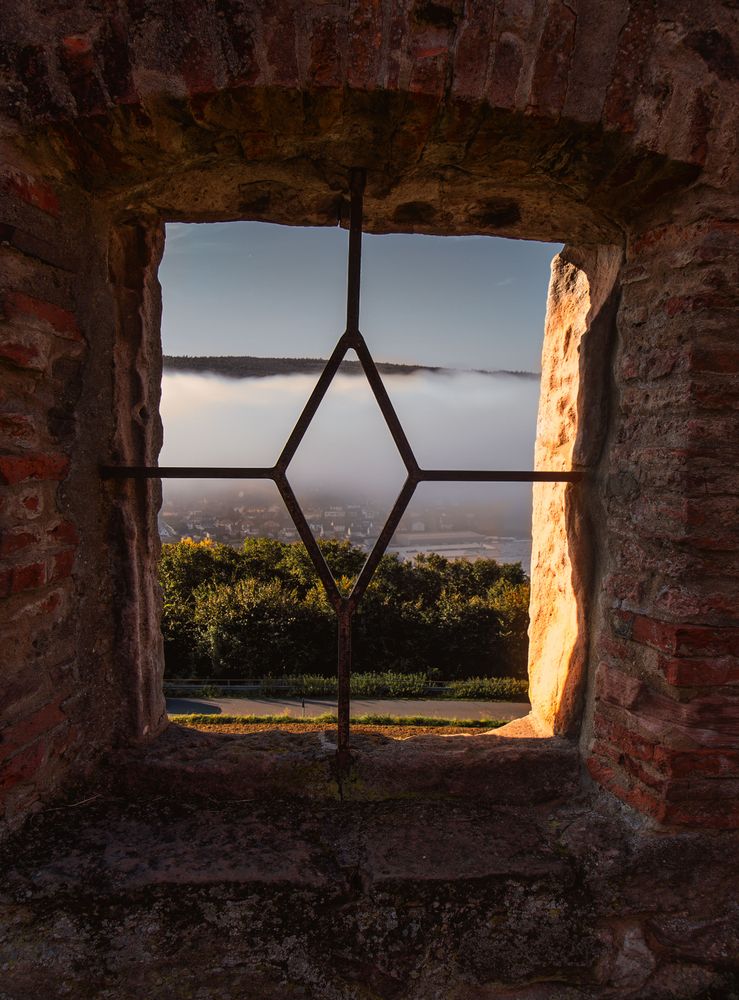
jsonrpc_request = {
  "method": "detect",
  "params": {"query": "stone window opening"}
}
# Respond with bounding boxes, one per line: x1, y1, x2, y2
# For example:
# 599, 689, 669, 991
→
104, 171, 608, 788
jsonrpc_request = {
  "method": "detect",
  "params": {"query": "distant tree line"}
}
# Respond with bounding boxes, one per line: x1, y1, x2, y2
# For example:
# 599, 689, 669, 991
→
162, 355, 540, 380
160, 537, 530, 681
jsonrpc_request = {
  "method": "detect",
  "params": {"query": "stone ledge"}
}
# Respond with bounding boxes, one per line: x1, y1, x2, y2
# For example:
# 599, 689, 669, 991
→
0, 792, 737, 999
119, 722, 580, 806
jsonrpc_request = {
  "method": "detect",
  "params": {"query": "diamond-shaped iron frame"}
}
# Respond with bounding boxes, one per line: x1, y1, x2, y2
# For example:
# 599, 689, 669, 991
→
103, 168, 582, 772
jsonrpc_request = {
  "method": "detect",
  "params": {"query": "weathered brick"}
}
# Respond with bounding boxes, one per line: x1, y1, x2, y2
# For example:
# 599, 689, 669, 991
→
450, 8, 493, 98
49, 548, 75, 582
3, 292, 81, 341
22, 492, 40, 513
487, 32, 523, 108
594, 664, 646, 711
0, 695, 66, 763
630, 616, 739, 658
656, 654, 739, 687
1, 170, 60, 216
527, 0, 576, 117
0, 453, 69, 484
0, 412, 37, 445
10, 560, 46, 593
0, 739, 46, 792
0, 528, 38, 557
657, 747, 739, 780
586, 755, 669, 824
48, 520, 79, 546
0, 340, 44, 370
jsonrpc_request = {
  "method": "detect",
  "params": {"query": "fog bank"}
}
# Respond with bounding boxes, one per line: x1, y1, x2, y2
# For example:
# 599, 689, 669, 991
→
160, 369, 541, 536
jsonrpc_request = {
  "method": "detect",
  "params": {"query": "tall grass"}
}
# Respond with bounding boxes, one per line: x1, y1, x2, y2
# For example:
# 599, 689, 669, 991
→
170, 712, 507, 729
164, 672, 529, 700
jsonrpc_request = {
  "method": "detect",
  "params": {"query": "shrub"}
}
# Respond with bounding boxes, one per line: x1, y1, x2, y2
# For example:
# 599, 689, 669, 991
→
160, 537, 531, 681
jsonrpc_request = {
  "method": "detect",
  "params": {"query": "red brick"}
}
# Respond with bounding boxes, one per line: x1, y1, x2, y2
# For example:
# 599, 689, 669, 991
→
0, 740, 46, 793
630, 616, 739, 658
592, 715, 657, 765
0, 568, 11, 598
664, 293, 734, 317
488, 32, 523, 109
528, 1, 576, 117
0, 340, 45, 370
0, 696, 66, 763
3, 292, 81, 340
308, 15, 342, 87
10, 561, 46, 593
0, 453, 69, 485
689, 343, 739, 374
586, 755, 669, 823
38, 588, 63, 614
22, 493, 40, 512
631, 220, 739, 257
1, 170, 60, 217
451, 12, 493, 98
656, 654, 739, 687
596, 691, 739, 751
591, 736, 666, 793
0, 412, 36, 444
656, 747, 739, 780
48, 519, 79, 546
0, 529, 37, 557
662, 799, 739, 829
62, 35, 93, 60
589, 749, 739, 829
49, 548, 75, 582
595, 664, 645, 711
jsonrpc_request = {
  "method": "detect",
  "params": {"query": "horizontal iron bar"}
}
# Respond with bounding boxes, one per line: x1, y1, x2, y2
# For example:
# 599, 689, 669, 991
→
100, 466, 276, 479
417, 469, 584, 483
101, 466, 584, 482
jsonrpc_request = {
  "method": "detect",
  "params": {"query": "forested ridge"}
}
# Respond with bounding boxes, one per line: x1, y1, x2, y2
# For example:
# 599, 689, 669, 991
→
162, 355, 539, 380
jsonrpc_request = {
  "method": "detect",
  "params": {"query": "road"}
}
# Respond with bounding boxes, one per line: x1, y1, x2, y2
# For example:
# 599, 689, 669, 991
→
166, 696, 530, 721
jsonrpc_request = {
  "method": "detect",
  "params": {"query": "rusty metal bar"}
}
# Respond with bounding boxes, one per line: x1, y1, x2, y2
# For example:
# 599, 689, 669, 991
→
346, 168, 365, 335
337, 606, 352, 772
101, 465, 276, 479
354, 333, 419, 475
417, 469, 584, 483
277, 333, 352, 471
349, 476, 417, 609
102, 465, 584, 484
274, 472, 342, 610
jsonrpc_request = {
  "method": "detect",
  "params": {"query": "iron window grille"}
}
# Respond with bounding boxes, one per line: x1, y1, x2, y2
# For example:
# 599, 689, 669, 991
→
103, 169, 581, 772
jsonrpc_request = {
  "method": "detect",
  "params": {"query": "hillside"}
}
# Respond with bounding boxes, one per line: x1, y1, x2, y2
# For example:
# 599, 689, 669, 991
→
162, 355, 540, 379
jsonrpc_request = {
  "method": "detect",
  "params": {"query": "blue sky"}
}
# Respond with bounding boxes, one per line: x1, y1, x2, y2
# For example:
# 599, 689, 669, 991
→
160, 223, 561, 371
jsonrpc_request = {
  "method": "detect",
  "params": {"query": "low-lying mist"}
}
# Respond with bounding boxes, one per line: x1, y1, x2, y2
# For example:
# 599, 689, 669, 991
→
159, 369, 541, 537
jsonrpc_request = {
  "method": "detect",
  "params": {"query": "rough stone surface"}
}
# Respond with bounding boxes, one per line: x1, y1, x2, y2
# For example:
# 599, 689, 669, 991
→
528, 245, 622, 738
122, 724, 580, 807
0, 785, 737, 999
1, 1, 738, 993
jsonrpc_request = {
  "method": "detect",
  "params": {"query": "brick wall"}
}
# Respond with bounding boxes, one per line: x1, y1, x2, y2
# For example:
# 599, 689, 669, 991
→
585, 217, 739, 828
0, 155, 89, 827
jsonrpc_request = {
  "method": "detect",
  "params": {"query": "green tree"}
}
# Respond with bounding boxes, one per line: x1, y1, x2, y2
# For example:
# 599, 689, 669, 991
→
159, 536, 531, 681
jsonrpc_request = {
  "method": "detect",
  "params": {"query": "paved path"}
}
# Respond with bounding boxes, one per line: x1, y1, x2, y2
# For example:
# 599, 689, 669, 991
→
166, 696, 530, 721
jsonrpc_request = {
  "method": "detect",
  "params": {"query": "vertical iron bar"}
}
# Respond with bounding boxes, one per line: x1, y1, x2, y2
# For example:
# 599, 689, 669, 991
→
335, 166, 365, 777
337, 605, 352, 773
346, 168, 365, 335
